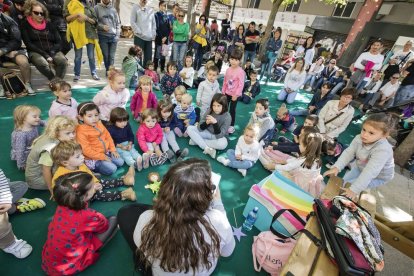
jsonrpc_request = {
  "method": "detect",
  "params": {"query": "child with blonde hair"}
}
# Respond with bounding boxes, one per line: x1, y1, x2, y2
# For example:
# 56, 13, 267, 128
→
274, 103, 296, 133
179, 56, 195, 89
25, 115, 77, 191
11, 105, 44, 170
217, 124, 261, 177
76, 102, 124, 176
51, 142, 136, 201
174, 93, 196, 137
93, 67, 130, 123
48, 80, 78, 119
130, 75, 158, 122
137, 109, 168, 167
171, 85, 187, 106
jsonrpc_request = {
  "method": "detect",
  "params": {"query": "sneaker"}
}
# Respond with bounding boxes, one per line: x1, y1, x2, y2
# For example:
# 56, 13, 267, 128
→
305, 87, 312, 92
121, 187, 136, 201
123, 166, 135, 186
238, 169, 247, 177
16, 198, 46, 213
189, 139, 196, 146
26, 83, 35, 96
203, 146, 216, 159
166, 149, 177, 163
325, 163, 333, 169
227, 126, 235, 134
3, 239, 33, 259
92, 74, 100, 81
217, 156, 230, 166
176, 148, 189, 162
174, 127, 183, 137
0, 85, 5, 99
73, 75, 80, 82
142, 153, 151, 169
135, 156, 143, 171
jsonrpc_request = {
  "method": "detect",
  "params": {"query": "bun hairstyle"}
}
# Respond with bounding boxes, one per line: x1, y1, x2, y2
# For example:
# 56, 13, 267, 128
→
49, 79, 71, 93
53, 172, 94, 210
107, 67, 125, 82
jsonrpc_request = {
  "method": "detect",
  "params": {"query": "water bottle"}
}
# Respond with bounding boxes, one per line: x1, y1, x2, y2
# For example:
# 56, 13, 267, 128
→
243, 207, 259, 231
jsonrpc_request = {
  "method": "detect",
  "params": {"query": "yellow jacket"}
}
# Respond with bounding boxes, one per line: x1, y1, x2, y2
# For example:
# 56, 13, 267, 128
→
52, 164, 99, 188
193, 23, 208, 47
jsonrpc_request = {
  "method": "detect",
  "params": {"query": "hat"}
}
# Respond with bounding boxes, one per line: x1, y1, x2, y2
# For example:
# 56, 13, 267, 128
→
13, 0, 25, 5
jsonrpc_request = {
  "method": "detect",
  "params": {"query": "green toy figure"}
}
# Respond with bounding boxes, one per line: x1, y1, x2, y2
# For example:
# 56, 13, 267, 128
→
145, 172, 161, 194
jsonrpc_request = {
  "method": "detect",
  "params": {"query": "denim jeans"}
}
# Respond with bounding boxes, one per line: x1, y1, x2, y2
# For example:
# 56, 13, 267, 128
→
161, 130, 180, 153
289, 108, 310, 116
330, 83, 344, 96
99, 35, 118, 72
342, 165, 386, 190
193, 42, 204, 71
226, 149, 254, 169
116, 141, 141, 167
278, 88, 298, 104
74, 43, 96, 76
394, 84, 414, 106
244, 50, 256, 64
187, 125, 228, 150
260, 55, 277, 80
303, 74, 317, 88
94, 154, 124, 175
355, 79, 368, 94
173, 42, 187, 68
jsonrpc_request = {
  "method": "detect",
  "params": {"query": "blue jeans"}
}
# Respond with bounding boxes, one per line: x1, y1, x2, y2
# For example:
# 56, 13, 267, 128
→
290, 108, 310, 116
278, 88, 298, 104
259, 128, 276, 145
226, 149, 254, 169
303, 74, 318, 88
116, 141, 141, 167
193, 42, 204, 71
343, 165, 386, 190
173, 42, 187, 68
94, 154, 124, 175
330, 83, 344, 96
355, 79, 368, 94
394, 84, 414, 106
244, 50, 256, 64
99, 35, 118, 72
74, 43, 96, 76
260, 53, 277, 80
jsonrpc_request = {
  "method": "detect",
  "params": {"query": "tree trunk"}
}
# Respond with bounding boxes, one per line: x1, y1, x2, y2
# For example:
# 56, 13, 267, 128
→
187, 0, 196, 35
204, 0, 212, 18
258, 0, 283, 61
114, 0, 120, 15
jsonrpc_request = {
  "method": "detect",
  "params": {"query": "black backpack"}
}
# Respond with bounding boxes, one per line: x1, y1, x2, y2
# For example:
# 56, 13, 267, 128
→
1, 72, 28, 98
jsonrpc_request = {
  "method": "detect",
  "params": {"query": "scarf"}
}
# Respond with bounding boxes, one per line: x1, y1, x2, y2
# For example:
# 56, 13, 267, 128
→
27, 16, 46, 30
66, 0, 103, 68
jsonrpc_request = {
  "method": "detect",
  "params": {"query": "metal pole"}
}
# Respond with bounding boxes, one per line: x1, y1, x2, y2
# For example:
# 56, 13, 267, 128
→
230, 0, 236, 22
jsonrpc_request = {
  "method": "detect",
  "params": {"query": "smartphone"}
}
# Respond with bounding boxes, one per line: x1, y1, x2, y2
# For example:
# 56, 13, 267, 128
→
211, 172, 221, 195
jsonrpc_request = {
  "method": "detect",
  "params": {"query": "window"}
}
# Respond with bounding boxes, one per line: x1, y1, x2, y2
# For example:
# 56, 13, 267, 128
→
332, 2, 356, 18
248, 0, 261, 9
284, 0, 301, 13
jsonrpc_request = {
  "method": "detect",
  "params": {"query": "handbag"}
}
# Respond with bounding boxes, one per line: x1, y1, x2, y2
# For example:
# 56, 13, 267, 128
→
324, 111, 345, 125
161, 44, 169, 57
1, 71, 28, 99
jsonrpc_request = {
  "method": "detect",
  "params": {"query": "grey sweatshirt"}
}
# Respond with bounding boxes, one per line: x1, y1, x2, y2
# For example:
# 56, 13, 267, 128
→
130, 3, 156, 41
199, 109, 231, 139
248, 112, 275, 140
333, 135, 394, 194
94, 3, 121, 38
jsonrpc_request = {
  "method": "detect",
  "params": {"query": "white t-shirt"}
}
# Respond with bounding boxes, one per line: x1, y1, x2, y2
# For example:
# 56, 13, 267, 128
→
380, 81, 400, 97
354, 51, 384, 72
180, 67, 195, 87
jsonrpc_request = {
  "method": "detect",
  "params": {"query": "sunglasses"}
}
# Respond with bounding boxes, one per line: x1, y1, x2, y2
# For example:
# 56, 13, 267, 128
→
33, 11, 44, 16
200, 18, 205, 21
330, 62, 336, 64
391, 77, 399, 79
178, 15, 184, 17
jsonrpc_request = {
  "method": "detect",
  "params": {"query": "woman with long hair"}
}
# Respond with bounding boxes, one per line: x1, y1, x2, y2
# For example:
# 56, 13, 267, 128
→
117, 158, 235, 275
259, 27, 283, 82
277, 58, 307, 104
192, 14, 209, 71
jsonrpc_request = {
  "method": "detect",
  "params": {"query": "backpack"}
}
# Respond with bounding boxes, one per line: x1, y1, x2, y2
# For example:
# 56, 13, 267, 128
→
1, 71, 28, 99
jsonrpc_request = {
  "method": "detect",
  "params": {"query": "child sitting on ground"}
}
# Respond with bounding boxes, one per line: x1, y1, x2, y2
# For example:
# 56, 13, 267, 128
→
76, 102, 124, 176
48, 80, 78, 119
322, 137, 345, 168
122, 45, 144, 89
244, 59, 255, 81
144, 61, 160, 91
193, 60, 215, 88
107, 108, 143, 171
174, 93, 196, 137
248, 99, 275, 146
130, 75, 158, 122
274, 103, 296, 133
42, 172, 119, 275
51, 141, 136, 202
240, 70, 261, 104
217, 124, 261, 177
196, 65, 220, 117
160, 61, 182, 98
137, 109, 168, 167
208, 51, 223, 75
179, 56, 195, 89
11, 105, 44, 170
157, 99, 189, 163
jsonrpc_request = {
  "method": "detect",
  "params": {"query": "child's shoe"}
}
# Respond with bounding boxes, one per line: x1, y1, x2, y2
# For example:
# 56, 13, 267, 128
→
176, 148, 189, 162
142, 152, 151, 169
183, 131, 189, 137
203, 146, 216, 159
166, 149, 177, 163
189, 139, 196, 146
3, 239, 33, 259
217, 156, 230, 166
174, 127, 183, 137
121, 187, 136, 201
227, 126, 235, 134
123, 166, 135, 186
16, 198, 46, 213
238, 169, 247, 177
135, 156, 143, 171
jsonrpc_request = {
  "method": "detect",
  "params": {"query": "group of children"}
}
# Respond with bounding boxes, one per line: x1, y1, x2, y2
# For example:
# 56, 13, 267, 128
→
0, 47, 398, 275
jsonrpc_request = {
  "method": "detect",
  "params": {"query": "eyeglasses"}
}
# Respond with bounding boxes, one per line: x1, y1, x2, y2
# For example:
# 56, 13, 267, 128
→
178, 15, 184, 17
391, 77, 399, 79
330, 62, 336, 64
32, 11, 44, 16
200, 19, 205, 21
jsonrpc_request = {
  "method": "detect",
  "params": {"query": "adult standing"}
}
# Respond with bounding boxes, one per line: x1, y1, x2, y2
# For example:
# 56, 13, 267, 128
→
21, 1, 67, 82
192, 14, 209, 71
299, 36, 315, 70
391, 40, 413, 68
94, 0, 120, 74
130, 0, 156, 67
167, 3, 179, 61
243, 21, 260, 64
220, 13, 230, 40
277, 58, 306, 104
64, 0, 103, 82
117, 158, 235, 275
259, 27, 282, 82
172, 9, 189, 68
230, 23, 245, 55
318, 88, 355, 138
393, 59, 414, 105
39, 0, 71, 55
0, 11, 34, 97
153, 0, 170, 72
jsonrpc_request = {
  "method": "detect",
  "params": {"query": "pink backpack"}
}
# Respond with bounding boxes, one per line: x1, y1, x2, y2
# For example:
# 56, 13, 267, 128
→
252, 231, 296, 275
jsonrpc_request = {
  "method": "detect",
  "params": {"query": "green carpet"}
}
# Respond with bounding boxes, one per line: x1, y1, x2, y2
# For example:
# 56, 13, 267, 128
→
0, 83, 362, 275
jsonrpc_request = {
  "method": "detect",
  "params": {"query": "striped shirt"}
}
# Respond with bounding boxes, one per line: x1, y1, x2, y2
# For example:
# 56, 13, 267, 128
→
0, 169, 12, 205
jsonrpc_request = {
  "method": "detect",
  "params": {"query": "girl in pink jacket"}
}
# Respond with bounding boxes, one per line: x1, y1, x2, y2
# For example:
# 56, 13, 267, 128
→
222, 49, 245, 134
136, 109, 168, 167
130, 76, 158, 122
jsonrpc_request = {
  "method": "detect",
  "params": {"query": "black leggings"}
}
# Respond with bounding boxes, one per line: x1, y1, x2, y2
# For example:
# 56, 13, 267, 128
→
226, 95, 238, 126
92, 178, 125, 202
